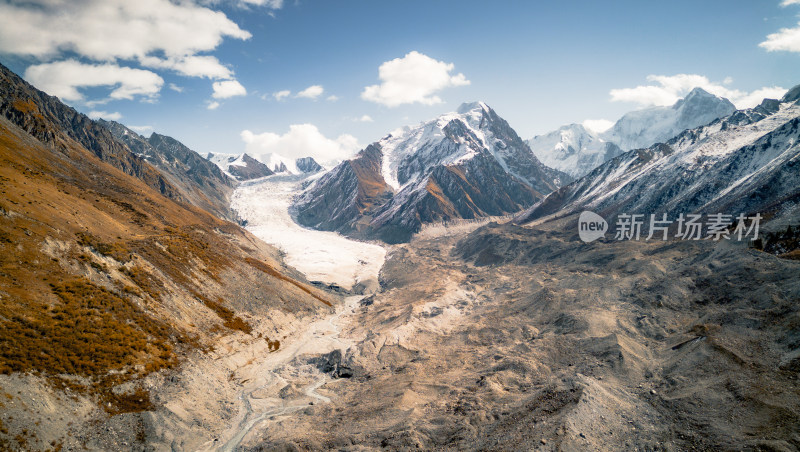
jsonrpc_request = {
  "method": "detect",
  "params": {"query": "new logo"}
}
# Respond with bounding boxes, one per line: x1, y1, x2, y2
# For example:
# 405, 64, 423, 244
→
578, 211, 607, 243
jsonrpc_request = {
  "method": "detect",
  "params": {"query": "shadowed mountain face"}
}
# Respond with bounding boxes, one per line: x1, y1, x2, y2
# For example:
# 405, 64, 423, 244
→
294, 143, 395, 236
0, 62, 333, 447
99, 120, 237, 220
294, 102, 567, 243
0, 63, 185, 203
518, 90, 800, 231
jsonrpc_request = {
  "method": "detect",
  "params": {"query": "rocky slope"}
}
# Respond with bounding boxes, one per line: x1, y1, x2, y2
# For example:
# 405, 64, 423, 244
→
0, 63, 334, 451
99, 120, 237, 220
518, 88, 800, 232
295, 102, 567, 243
242, 216, 800, 450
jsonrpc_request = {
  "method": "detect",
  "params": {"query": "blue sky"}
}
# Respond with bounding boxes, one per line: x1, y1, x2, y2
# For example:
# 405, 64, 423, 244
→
1, 0, 799, 162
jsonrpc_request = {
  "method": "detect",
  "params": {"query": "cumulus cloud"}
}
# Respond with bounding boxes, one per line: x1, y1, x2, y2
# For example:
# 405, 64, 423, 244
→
326, 95, 339, 102
582, 119, 614, 134
0, 0, 250, 61
88, 110, 122, 121
760, 23, 800, 53
140, 55, 233, 79
356, 115, 374, 122
212, 80, 247, 99
759, 1, 800, 54
0, 0, 251, 105
24, 60, 163, 102
296, 85, 324, 100
168, 83, 184, 93
207, 101, 221, 110
273, 90, 291, 101
610, 74, 787, 109
241, 124, 361, 163
361, 51, 470, 107
128, 125, 154, 134
239, 0, 284, 7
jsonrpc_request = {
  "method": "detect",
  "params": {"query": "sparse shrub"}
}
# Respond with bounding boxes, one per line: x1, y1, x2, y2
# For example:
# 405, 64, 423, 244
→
191, 292, 252, 334
0, 278, 176, 381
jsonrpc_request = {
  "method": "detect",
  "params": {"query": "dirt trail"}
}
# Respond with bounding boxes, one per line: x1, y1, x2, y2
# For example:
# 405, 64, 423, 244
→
204, 295, 363, 451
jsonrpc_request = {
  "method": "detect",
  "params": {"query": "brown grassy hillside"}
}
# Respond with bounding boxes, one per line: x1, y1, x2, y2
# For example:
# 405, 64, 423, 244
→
0, 90, 333, 451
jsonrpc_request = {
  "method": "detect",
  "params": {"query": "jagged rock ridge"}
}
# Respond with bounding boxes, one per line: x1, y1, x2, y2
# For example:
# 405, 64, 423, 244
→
295, 102, 568, 243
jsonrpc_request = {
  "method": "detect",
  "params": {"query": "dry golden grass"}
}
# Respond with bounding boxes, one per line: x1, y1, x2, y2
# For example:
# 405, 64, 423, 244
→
0, 97, 332, 430
192, 291, 252, 334
0, 278, 175, 377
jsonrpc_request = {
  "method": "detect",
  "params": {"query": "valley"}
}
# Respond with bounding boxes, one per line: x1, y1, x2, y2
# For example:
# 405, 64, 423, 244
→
231, 174, 385, 293
0, 56, 799, 451
242, 216, 800, 450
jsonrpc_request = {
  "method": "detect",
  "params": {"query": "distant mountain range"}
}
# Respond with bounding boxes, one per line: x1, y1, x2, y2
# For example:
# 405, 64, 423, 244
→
518, 87, 800, 230
294, 102, 567, 243
206, 151, 323, 181
528, 88, 737, 178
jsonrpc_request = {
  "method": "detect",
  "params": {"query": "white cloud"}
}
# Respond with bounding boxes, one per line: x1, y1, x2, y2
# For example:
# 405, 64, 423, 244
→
128, 125, 153, 134
609, 74, 787, 109
168, 83, 184, 93
356, 115, 374, 123
296, 85, 324, 100
361, 51, 470, 107
273, 90, 291, 101
212, 80, 247, 99
0, 0, 251, 105
0, 0, 251, 61
239, 0, 284, 7
88, 110, 122, 121
732, 86, 790, 108
760, 22, 800, 53
207, 101, 221, 110
582, 119, 614, 133
24, 60, 163, 102
140, 55, 233, 79
241, 124, 361, 163
326, 95, 339, 102
759, 1, 800, 53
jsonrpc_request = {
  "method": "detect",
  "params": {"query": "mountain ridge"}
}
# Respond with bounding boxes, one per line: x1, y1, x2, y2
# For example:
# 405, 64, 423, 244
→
99, 120, 237, 220
517, 88, 800, 230
529, 88, 737, 178
295, 102, 567, 243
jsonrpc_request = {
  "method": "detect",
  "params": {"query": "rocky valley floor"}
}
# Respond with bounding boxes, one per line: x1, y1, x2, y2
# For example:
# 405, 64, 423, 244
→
239, 217, 800, 451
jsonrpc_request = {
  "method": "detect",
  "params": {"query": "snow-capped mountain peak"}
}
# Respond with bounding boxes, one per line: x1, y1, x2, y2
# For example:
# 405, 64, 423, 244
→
456, 101, 490, 115
518, 91, 800, 227
295, 102, 566, 243
528, 87, 736, 179
206, 152, 322, 181
378, 102, 490, 190
527, 124, 622, 179
601, 87, 736, 151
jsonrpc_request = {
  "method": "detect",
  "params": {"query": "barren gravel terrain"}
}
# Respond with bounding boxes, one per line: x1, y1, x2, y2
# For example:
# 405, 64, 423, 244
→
242, 215, 800, 451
